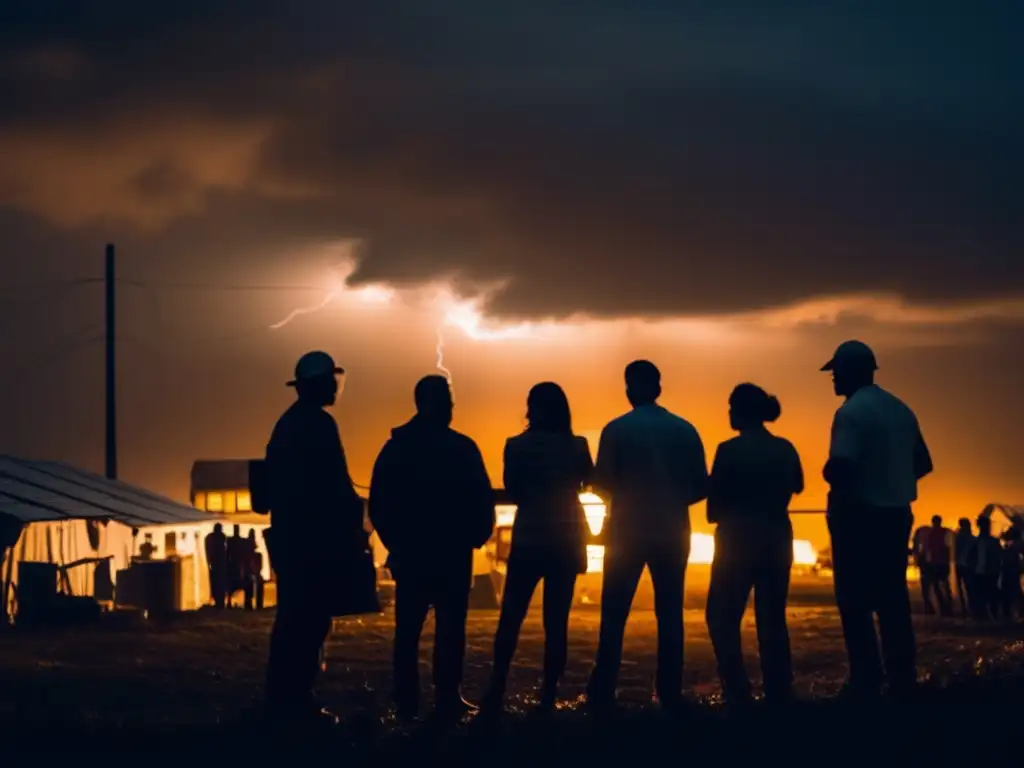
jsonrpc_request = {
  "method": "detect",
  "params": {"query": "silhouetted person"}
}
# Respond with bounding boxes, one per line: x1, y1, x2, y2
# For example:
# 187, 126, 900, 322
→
587, 360, 708, 711
705, 384, 803, 707
967, 516, 1001, 621
227, 524, 247, 607
204, 523, 228, 609
954, 518, 975, 618
911, 523, 935, 613
482, 382, 594, 712
821, 340, 932, 697
999, 526, 1023, 621
247, 529, 264, 611
263, 351, 366, 726
922, 515, 953, 617
368, 375, 495, 721
139, 533, 156, 560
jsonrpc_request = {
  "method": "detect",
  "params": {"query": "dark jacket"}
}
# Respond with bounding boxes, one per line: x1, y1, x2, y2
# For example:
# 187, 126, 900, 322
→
504, 431, 593, 572
368, 415, 495, 571
264, 399, 365, 568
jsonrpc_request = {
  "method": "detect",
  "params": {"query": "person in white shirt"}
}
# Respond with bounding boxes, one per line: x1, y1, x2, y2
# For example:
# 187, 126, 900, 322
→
821, 340, 933, 697
586, 360, 709, 711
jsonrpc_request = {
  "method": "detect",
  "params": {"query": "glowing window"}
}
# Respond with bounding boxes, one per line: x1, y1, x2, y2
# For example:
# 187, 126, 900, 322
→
224, 491, 237, 514
236, 491, 252, 512
207, 492, 224, 512
193, 492, 207, 511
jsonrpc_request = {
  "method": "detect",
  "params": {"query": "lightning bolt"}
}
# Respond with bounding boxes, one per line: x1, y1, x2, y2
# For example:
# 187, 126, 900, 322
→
435, 326, 454, 389
269, 288, 340, 329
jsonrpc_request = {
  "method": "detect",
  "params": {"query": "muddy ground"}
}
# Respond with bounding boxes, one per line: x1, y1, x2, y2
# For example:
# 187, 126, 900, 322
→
1, 575, 1022, 762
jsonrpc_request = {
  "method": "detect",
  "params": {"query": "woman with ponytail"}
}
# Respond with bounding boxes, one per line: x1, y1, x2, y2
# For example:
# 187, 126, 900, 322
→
705, 383, 804, 708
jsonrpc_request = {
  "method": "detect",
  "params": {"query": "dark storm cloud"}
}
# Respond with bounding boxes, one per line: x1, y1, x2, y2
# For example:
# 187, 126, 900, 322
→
0, 2, 1020, 319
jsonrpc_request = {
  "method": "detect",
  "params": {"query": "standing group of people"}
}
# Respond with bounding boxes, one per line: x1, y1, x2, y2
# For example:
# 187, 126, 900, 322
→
258, 338, 933, 727
915, 514, 1024, 621
204, 523, 264, 611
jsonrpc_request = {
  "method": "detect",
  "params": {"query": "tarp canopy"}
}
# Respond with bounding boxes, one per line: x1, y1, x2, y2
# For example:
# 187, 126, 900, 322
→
0, 455, 221, 528
979, 503, 1024, 523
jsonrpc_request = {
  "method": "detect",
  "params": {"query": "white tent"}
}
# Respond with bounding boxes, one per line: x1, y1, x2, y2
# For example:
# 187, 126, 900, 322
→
0, 455, 225, 619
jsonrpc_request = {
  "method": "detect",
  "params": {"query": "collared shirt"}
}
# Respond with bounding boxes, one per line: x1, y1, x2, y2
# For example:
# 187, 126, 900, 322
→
594, 403, 708, 538
828, 384, 929, 509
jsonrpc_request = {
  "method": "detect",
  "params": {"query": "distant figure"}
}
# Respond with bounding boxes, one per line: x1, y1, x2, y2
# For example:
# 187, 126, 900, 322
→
262, 351, 367, 726
922, 515, 953, 617
953, 518, 975, 618
967, 516, 1002, 621
910, 523, 934, 613
999, 526, 1023, 621
821, 340, 933, 697
368, 375, 495, 721
587, 360, 709, 711
204, 523, 228, 609
482, 382, 594, 712
138, 533, 156, 560
705, 384, 803, 708
226, 525, 247, 607
247, 529, 264, 611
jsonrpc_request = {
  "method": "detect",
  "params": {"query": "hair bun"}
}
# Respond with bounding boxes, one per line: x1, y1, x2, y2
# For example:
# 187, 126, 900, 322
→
763, 395, 782, 423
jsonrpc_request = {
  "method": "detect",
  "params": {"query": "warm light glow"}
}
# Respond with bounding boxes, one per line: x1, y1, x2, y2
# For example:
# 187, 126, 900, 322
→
492, 493, 818, 572
206, 492, 223, 512
236, 490, 252, 512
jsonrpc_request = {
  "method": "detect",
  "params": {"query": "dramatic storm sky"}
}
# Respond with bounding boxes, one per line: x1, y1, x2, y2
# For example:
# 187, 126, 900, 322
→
0, 3, 1020, 540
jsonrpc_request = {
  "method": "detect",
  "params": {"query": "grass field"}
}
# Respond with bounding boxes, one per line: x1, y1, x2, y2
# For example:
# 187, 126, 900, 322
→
1, 574, 1023, 761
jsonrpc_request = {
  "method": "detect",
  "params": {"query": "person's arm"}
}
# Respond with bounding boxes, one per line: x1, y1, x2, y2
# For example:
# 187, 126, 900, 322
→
367, 439, 401, 552
823, 408, 860, 506
789, 441, 805, 496
913, 422, 933, 480
463, 439, 496, 549
577, 436, 595, 490
592, 424, 616, 500
705, 443, 729, 524
685, 429, 710, 506
502, 439, 524, 505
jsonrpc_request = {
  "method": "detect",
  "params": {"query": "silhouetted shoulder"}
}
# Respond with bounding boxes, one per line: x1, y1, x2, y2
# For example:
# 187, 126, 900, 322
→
449, 427, 484, 455
572, 434, 591, 454
601, 411, 633, 433
504, 431, 529, 452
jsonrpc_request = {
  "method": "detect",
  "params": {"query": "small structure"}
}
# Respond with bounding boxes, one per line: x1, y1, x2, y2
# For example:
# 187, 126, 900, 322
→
0, 455, 226, 621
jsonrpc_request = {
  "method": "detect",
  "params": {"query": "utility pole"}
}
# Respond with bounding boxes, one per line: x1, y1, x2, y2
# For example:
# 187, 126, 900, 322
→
105, 244, 117, 480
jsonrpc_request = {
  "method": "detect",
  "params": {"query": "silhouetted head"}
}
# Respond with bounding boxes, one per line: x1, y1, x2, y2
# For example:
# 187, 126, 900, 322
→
233, 525, 241, 536
213, 523, 222, 534
625, 360, 661, 407
958, 518, 972, 533
247, 529, 256, 540
931, 515, 942, 527
288, 351, 344, 407
526, 382, 573, 435
728, 383, 781, 432
820, 340, 877, 398
414, 375, 454, 426
978, 516, 991, 536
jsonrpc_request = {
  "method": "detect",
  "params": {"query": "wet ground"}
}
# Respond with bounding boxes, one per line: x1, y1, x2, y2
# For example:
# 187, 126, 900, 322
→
1, 576, 1022, 760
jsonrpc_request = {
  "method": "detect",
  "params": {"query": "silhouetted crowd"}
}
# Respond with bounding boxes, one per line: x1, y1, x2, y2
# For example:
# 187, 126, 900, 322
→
912, 514, 1024, 621
255, 339, 937, 728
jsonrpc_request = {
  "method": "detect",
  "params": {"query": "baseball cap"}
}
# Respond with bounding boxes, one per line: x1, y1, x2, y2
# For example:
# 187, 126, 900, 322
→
820, 340, 878, 373
286, 351, 345, 386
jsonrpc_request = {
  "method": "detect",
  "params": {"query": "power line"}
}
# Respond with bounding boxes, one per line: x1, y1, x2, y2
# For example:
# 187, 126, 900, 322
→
116, 278, 323, 292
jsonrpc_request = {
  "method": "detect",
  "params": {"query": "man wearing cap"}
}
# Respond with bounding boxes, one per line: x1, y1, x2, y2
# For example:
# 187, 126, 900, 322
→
262, 351, 366, 725
586, 360, 709, 711
821, 340, 933, 697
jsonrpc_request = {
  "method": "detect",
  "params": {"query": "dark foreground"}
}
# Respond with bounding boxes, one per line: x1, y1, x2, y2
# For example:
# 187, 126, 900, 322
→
1, 577, 1023, 762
